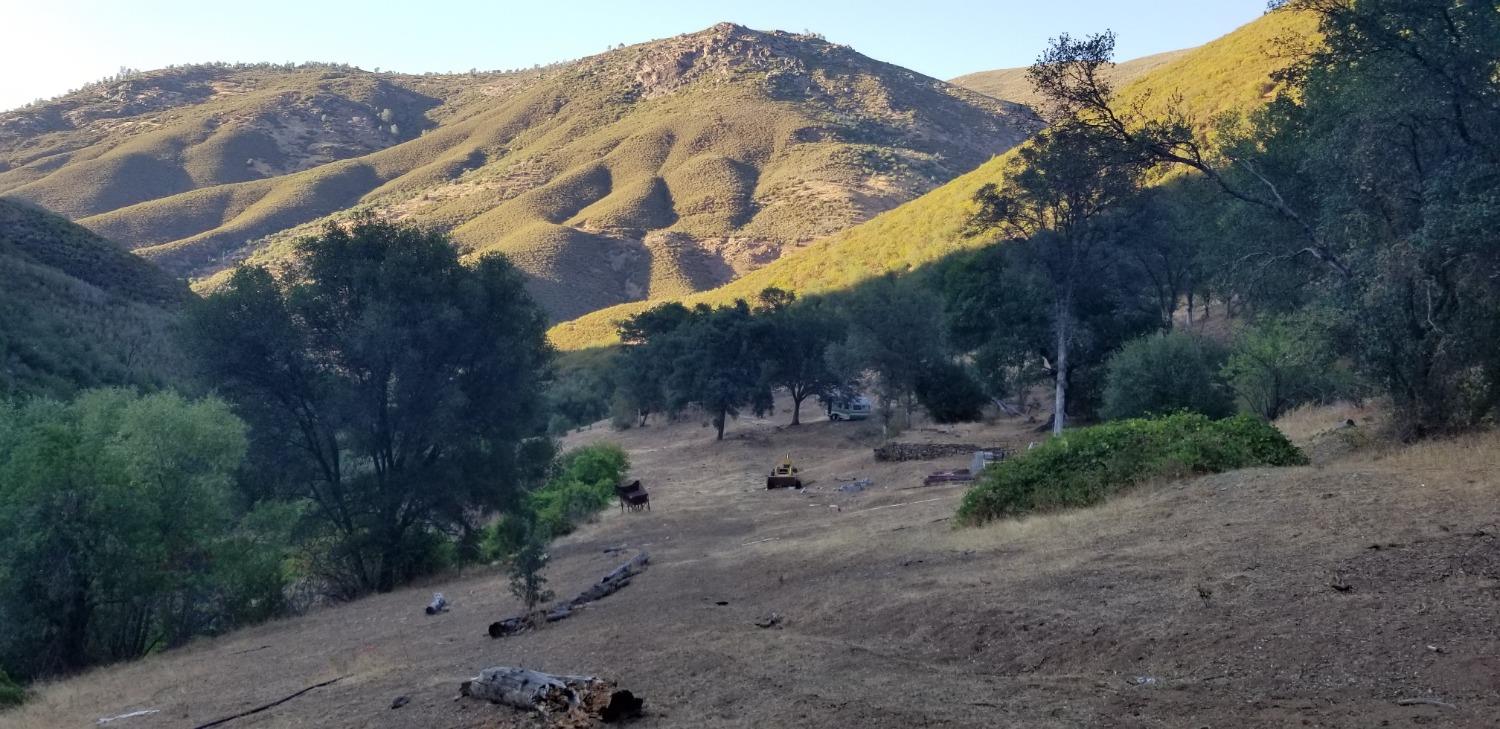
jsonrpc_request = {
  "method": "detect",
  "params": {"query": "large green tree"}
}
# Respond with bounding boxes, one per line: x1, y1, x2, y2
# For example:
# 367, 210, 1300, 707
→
967, 121, 1148, 433
670, 302, 771, 440
832, 275, 949, 434
188, 217, 553, 593
0, 389, 251, 678
752, 289, 849, 426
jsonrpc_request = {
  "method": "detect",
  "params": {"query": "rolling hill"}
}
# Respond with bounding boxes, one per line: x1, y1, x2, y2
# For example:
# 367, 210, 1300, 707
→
0, 197, 189, 398
950, 48, 1193, 111
0, 25, 1038, 321
548, 9, 1318, 349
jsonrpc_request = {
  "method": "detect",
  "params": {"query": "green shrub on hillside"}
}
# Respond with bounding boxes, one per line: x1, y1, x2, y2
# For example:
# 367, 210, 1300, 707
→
0, 668, 22, 708
0, 389, 281, 679
957, 412, 1306, 525
1222, 315, 1357, 420
526, 443, 631, 539
1101, 331, 1234, 421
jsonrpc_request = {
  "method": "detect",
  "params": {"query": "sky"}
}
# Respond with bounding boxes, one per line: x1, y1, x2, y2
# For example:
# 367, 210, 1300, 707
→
0, 0, 1269, 112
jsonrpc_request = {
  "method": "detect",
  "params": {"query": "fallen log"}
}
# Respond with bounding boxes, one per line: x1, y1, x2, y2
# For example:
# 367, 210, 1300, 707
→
490, 552, 649, 638
192, 675, 346, 729
460, 667, 643, 723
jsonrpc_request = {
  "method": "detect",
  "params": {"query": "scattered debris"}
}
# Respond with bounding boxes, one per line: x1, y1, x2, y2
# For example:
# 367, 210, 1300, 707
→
847, 497, 946, 515
837, 479, 873, 493
98, 709, 160, 725
1396, 697, 1457, 709
191, 675, 347, 729
490, 552, 650, 638
390, 696, 410, 710
425, 592, 449, 615
741, 537, 780, 547
923, 469, 975, 486
460, 667, 643, 725
1128, 676, 1159, 686
755, 612, 784, 629
1331, 573, 1353, 593
969, 450, 1003, 474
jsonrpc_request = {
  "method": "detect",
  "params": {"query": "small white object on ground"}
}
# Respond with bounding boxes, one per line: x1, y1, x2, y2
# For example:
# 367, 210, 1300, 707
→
97, 709, 160, 724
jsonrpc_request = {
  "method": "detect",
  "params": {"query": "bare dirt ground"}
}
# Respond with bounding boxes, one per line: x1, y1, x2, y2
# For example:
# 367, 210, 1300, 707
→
6, 402, 1498, 728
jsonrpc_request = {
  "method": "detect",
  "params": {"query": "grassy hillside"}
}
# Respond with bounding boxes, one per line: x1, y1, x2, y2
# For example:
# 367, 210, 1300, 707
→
0, 27, 1038, 323
549, 9, 1318, 348
0, 198, 189, 398
951, 48, 1192, 110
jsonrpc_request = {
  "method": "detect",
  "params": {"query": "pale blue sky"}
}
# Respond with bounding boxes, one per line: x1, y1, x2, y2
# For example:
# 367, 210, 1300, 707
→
1, 0, 1268, 112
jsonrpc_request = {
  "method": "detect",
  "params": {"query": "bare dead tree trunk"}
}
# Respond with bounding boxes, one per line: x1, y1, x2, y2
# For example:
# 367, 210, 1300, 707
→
1053, 292, 1072, 435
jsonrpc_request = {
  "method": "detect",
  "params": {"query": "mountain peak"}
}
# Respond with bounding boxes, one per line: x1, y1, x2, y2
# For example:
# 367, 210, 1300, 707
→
624, 22, 836, 99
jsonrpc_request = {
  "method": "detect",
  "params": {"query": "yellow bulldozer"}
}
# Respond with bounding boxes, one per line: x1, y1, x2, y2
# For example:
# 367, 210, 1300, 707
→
766, 455, 802, 490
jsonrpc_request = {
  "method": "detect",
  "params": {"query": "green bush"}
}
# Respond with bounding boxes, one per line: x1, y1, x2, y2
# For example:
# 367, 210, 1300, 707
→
0, 668, 23, 708
916, 360, 987, 423
1101, 331, 1234, 421
1222, 315, 1358, 419
0, 389, 258, 679
524, 443, 631, 540
957, 412, 1306, 525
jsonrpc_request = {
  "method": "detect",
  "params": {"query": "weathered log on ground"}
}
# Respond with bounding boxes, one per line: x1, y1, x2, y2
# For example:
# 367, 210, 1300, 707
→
489, 552, 650, 639
460, 667, 643, 724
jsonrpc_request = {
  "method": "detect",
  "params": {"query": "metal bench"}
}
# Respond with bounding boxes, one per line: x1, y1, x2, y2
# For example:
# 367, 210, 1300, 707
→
615, 480, 650, 512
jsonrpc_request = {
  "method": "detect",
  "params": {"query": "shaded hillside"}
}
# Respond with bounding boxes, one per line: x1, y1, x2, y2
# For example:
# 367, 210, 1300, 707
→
0, 198, 190, 398
950, 48, 1192, 111
549, 10, 1318, 349
0, 26, 1038, 322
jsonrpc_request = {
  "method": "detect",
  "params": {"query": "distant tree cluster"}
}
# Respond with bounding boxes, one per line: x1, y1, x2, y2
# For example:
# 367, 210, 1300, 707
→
602, 281, 994, 439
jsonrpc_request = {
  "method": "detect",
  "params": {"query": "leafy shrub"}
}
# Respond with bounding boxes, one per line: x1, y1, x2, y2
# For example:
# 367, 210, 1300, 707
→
1102, 331, 1234, 421
508, 519, 554, 611
0, 389, 258, 679
524, 443, 630, 540
957, 412, 1306, 524
0, 668, 23, 708
1222, 315, 1358, 419
916, 360, 987, 423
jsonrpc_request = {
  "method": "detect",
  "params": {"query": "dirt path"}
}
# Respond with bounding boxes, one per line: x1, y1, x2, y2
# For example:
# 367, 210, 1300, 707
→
7, 408, 1498, 728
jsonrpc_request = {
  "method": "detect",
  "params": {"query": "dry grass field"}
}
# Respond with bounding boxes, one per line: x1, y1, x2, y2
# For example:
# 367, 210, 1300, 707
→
5, 400, 1497, 728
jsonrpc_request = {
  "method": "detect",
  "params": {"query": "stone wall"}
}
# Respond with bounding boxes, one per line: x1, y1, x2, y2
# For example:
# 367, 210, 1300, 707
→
872, 442, 1010, 462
